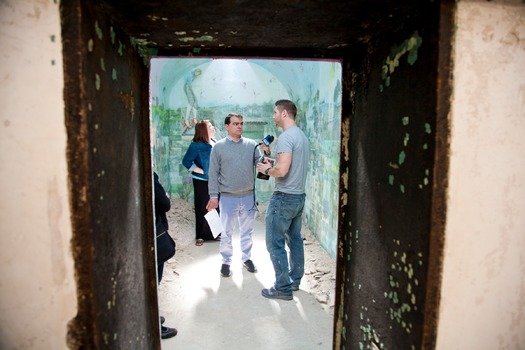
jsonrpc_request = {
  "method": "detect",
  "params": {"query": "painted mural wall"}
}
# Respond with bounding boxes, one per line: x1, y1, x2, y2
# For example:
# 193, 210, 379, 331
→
150, 58, 341, 257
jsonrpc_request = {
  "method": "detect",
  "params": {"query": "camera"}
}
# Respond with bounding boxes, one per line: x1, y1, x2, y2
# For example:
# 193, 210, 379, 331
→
256, 134, 274, 180
256, 157, 275, 180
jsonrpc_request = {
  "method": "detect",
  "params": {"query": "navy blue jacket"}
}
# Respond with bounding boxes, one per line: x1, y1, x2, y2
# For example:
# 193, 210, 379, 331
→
182, 141, 213, 181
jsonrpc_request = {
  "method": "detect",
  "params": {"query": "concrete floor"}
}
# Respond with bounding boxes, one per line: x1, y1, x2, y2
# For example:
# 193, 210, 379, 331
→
158, 219, 334, 350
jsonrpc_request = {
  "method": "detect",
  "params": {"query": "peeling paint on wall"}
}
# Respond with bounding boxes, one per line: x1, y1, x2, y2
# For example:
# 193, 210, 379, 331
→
150, 58, 342, 257
380, 31, 423, 92
95, 21, 103, 40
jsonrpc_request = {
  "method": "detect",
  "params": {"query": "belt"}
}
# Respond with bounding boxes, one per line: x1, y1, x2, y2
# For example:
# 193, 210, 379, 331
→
273, 191, 304, 196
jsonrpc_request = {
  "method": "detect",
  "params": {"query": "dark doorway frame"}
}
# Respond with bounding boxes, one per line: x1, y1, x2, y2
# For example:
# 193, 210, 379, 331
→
61, 1, 453, 349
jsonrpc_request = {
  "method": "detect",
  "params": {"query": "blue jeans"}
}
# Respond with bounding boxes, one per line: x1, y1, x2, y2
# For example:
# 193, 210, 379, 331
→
219, 194, 257, 264
265, 192, 306, 293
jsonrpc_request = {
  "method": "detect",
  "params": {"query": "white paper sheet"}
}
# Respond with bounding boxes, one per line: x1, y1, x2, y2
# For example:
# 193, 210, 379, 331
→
204, 209, 223, 239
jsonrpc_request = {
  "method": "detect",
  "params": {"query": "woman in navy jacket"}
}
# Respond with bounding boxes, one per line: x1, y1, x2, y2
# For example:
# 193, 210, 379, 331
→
182, 120, 218, 245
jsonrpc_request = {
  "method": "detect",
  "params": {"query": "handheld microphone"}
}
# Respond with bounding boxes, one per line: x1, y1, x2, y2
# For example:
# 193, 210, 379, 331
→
257, 135, 274, 180
259, 134, 274, 147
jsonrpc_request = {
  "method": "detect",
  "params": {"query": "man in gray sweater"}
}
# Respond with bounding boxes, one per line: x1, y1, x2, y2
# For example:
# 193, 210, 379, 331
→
206, 113, 268, 277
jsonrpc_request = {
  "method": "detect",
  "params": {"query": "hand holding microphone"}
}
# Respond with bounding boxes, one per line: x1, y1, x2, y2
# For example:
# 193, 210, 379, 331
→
259, 134, 274, 156
257, 134, 274, 180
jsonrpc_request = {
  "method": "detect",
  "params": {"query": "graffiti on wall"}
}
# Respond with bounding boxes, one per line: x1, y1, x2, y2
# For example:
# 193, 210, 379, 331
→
150, 58, 341, 257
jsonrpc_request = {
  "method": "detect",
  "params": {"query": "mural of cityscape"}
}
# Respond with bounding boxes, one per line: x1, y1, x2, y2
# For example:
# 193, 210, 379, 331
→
150, 58, 341, 258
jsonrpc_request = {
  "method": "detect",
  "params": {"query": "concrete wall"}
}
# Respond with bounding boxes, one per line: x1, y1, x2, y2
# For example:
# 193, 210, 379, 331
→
436, 1, 525, 349
0, 1, 76, 348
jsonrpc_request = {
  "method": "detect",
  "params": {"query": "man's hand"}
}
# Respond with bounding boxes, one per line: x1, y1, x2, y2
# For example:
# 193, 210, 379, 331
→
259, 143, 270, 156
206, 197, 219, 211
256, 162, 271, 175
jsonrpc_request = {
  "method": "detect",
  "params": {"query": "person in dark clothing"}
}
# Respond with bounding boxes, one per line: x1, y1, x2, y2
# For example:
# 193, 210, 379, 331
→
182, 120, 220, 246
153, 172, 178, 339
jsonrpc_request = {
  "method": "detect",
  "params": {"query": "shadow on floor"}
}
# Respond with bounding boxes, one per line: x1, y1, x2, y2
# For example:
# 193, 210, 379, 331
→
158, 218, 334, 350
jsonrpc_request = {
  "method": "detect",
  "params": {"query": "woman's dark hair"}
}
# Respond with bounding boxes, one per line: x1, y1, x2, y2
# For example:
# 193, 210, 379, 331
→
192, 120, 210, 143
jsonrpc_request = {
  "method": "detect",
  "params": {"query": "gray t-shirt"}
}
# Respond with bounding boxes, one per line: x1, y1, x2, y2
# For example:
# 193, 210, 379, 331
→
208, 136, 261, 198
275, 126, 310, 194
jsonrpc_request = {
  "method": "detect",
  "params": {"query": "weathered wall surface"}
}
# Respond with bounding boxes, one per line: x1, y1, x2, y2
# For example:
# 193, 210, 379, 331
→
336, 7, 441, 349
61, 1, 160, 348
0, 1, 76, 348
436, 1, 525, 349
150, 58, 342, 257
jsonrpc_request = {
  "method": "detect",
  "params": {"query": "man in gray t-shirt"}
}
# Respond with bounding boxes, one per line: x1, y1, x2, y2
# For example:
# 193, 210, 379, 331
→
256, 100, 310, 300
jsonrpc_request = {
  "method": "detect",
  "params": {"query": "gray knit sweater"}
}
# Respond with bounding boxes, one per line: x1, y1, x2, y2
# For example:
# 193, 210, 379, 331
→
208, 136, 261, 198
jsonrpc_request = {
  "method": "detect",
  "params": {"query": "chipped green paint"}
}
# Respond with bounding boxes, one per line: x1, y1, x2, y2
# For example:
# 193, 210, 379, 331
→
358, 320, 382, 350
398, 151, 406, 165
388, 175, 394, 185
175, 31, 187, 35
402, 116, 409, 125
110, 26, 116, 45
178, 35, 214, 42
50, 35, 55, 43
385, 240, 424, 336
389, 162, 399, 169
95, 21, 103, 40
95, 73, 101, 91
130, 37, 158, 65
118, 41, 124, 56
51, 60, 55, 66
424, 123, 431, 134
403, 132, 410, 146
422, 143, 428, 150
100, 58, 106, 71
88, 103, 92, 111
112, 68, 117, 81
380, 31, 423, 91
88, 39, 94, 52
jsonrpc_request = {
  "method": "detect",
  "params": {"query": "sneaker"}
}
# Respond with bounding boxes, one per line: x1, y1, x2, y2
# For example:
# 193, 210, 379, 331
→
292, 285, 300, 291
261, 287, 293, 301
161, 325, 177, 339
220, 264, 232, 277
243, 259, 257, 273
160, 316, 165, 324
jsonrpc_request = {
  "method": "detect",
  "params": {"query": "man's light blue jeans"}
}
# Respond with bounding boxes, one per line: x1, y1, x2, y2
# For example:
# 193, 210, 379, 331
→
265, 192, 306, 293
219, 194, 257, 265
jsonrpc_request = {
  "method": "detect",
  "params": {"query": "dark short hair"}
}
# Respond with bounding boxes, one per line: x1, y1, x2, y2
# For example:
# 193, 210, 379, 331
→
224, 113, 243, 125
275, 100, 297, 120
